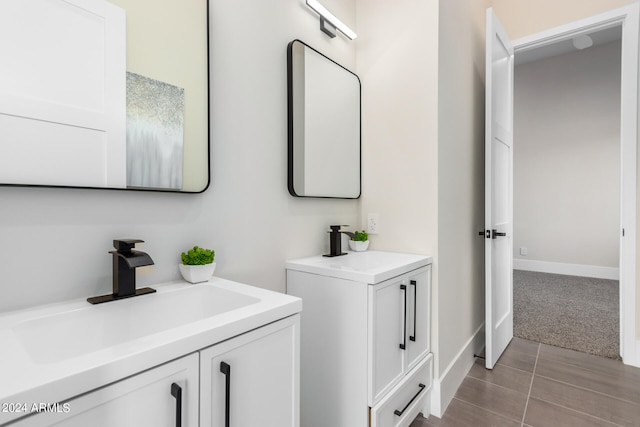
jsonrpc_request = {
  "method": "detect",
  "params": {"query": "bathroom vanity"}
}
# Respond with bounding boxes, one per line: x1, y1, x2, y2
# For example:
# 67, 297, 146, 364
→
0, 279, 301, 426
286, 251, 433, 427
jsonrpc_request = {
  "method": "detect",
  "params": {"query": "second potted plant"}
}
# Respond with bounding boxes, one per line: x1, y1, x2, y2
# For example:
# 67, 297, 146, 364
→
348, 230, 369, 252
179, 245, 216, 283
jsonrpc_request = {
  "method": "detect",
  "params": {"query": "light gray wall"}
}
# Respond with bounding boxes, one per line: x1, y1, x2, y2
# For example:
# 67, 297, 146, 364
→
355, 0, 488, 415
355, 0, 440, 369
514, 41, 621, 268
0, 0, 359, 313
437, 0, 488, 376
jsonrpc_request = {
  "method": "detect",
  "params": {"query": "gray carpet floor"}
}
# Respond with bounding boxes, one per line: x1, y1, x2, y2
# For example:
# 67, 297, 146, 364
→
513, 270, 620, 359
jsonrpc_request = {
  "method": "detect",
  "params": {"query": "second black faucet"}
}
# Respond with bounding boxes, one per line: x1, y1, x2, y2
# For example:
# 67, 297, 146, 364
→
323, 225, 356, 257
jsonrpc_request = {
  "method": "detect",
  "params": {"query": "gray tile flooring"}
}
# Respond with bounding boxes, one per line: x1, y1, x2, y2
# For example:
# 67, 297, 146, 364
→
410, 338, 640, 427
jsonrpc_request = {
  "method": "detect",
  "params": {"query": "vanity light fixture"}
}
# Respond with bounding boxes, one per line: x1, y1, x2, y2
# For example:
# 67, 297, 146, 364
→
306, 0, 357, 40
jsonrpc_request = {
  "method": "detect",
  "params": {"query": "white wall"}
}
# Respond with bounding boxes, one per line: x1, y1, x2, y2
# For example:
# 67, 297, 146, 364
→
435, 0, 490, 415
356, 0, 488, 416
0, 0, 359, 313
513, 41, 621, 270
356, 0, 439, 256
492, 0, 636, 40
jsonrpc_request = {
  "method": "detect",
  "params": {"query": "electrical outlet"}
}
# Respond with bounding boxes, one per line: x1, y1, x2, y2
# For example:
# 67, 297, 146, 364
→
367, 213, 379, 234
520, 247, 528, 256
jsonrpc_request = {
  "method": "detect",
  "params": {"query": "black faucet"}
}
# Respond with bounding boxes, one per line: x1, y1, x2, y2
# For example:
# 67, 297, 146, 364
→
87, 239, 156, 304
323, 225, 356, 257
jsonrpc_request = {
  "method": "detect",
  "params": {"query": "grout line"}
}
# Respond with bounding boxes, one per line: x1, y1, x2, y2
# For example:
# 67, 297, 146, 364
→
464, 375, 529, 395
525, 397, 625, 427
492, 359, 536, 376
450, 397, 524, 425
521, 343, 540, 427
533, 372, 640, 407
537, 347, 630, 377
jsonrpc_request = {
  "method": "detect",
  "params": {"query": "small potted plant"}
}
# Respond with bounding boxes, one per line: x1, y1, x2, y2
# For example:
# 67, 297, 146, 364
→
348, 230, 369, 252
179, 246, 216, 283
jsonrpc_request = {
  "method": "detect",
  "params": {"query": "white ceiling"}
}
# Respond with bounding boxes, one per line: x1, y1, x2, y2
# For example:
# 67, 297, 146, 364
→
515, 25, 622, 66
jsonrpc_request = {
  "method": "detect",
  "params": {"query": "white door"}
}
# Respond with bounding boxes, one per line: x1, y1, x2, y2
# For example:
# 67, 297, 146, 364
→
484, 8, 514, 369
0, 0, 126, 188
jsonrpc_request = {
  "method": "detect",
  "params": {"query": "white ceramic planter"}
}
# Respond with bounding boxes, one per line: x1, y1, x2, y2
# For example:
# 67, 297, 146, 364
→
179, 262, 216, 284
348, 240, 369, 252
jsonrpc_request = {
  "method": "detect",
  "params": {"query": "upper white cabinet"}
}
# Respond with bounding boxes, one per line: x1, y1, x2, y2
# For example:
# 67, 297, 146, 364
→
286, 251, 433, 427
0, 0, 126, 187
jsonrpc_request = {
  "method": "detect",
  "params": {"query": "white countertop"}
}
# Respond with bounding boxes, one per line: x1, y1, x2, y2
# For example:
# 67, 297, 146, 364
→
285, 250, 432, 284
0, 278, 301, 425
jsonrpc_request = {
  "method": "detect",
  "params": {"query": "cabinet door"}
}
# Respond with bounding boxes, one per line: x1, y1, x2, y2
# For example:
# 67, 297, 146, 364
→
368, 277, 406, 405
13, 354, 199, 427
200, 315, 300, 427
406, 266, 431, 371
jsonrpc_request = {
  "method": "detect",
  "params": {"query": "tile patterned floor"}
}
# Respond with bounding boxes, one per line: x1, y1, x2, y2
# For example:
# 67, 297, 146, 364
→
410, 338, 640, 427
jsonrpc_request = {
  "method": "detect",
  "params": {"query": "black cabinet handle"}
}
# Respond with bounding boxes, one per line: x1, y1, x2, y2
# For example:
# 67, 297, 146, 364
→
399, 284, 407, 350
220, 362, 231, 427
170, 383, 182, 427
393, 383, 426, 417
409, 280, 417, 342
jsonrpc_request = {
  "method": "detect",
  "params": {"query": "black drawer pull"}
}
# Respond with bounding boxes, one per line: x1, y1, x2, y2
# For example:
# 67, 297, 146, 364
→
410, 280, 417, 342
220, 362, 231, 427
170, 383, 182, 427
394, 383, 426, 417
399, 284, 407, 350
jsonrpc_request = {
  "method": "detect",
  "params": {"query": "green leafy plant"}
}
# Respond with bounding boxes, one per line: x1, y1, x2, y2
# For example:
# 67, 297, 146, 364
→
352, 230, 368, 242
181, 246, 215, 265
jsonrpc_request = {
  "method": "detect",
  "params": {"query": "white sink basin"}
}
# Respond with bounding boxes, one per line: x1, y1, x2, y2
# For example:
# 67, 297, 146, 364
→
0, 277, 301, 423
12, 284, 260, 364
286, 250, 431, 283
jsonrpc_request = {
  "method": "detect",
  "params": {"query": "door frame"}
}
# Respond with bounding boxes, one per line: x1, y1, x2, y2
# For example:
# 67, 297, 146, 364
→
511, 3, 639, 366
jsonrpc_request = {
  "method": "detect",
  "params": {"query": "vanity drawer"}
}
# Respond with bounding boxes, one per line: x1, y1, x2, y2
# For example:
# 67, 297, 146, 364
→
370, 353, 432, 427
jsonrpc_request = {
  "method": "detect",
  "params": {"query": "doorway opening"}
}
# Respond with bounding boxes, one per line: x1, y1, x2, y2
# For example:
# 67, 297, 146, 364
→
512, 27, 622, 360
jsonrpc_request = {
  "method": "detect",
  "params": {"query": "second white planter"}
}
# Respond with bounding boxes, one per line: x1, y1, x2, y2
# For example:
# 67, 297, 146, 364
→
179, 262, 216, 284
348, 240, 370, 252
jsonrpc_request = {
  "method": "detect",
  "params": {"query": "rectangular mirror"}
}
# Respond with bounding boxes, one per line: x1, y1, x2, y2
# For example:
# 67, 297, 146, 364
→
0, 0, 209, 193
287, 39, 361, 199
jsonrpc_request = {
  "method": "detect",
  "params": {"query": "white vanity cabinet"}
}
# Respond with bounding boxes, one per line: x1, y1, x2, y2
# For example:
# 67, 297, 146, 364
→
12, 354, 200, 427
200, 315, 300, 427
1, 280, 302, 427
11, 316, 300, 427
286, 251, 433, 427
369, 267, 431, 404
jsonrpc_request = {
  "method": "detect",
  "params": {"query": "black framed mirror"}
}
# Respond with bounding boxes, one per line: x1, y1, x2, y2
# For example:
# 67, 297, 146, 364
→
0, 0, 210, 193
287, 39, 361, 199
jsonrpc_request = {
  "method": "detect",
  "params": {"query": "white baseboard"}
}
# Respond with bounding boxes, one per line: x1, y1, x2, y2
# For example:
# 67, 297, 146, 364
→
513, 259, 619, 280
429, 324, 484, 418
